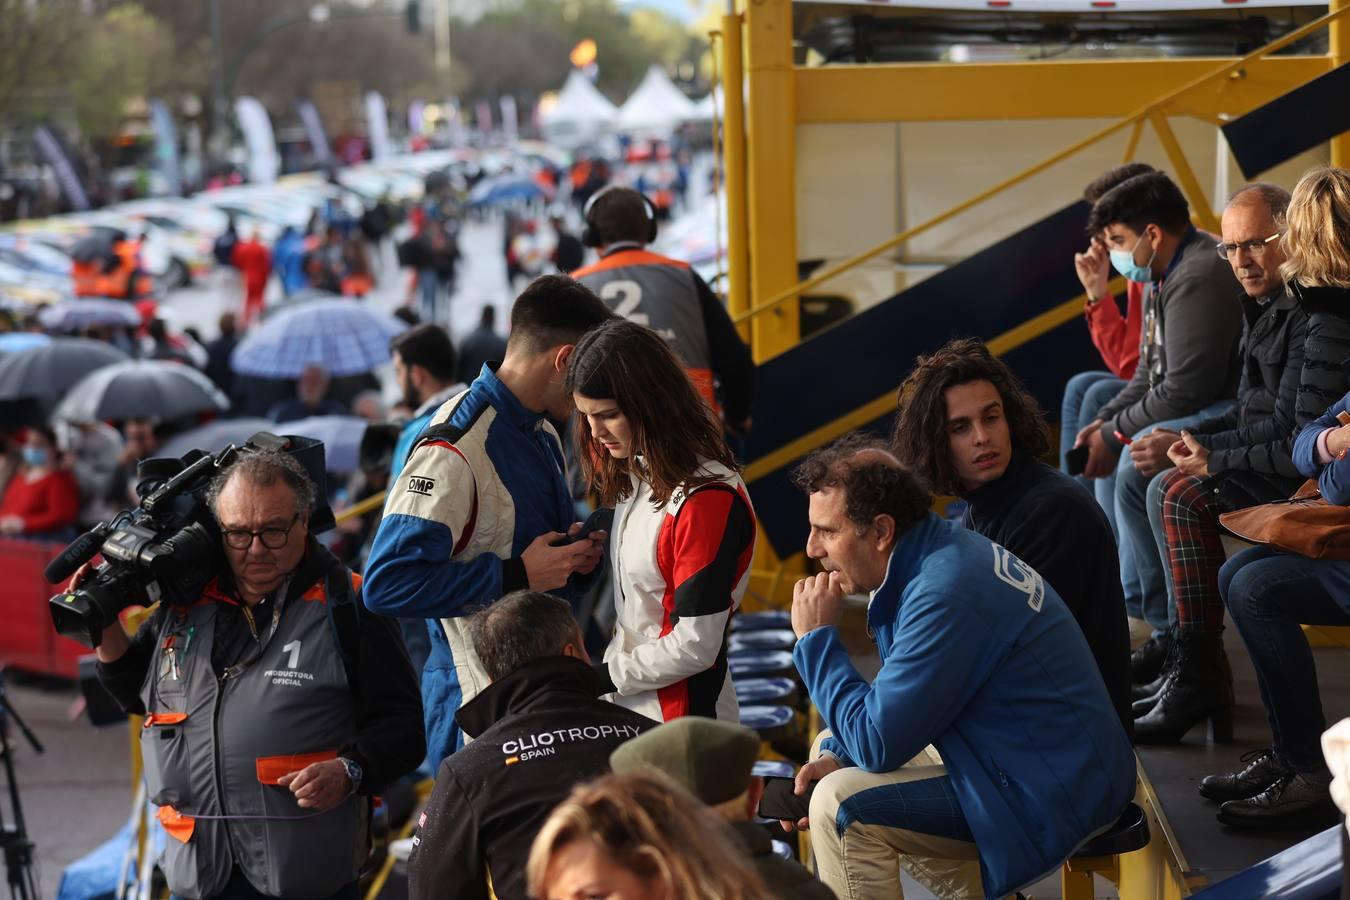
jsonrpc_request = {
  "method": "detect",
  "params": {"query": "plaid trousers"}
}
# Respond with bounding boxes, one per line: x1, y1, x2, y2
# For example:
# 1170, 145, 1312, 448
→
1157, 468, 1228, 630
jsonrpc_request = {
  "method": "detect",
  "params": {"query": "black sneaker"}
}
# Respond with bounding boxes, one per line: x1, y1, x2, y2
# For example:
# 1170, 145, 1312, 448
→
1131, 631, 1174, 685
1216, 772, 1339, 829
1198, 749, 1291, 803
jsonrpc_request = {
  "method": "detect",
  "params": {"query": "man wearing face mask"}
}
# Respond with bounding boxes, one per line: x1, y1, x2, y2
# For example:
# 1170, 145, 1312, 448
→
1073, 171, 1243, 682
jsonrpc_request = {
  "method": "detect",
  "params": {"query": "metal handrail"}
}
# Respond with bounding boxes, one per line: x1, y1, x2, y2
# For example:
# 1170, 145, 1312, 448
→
729, 3, 1350, 326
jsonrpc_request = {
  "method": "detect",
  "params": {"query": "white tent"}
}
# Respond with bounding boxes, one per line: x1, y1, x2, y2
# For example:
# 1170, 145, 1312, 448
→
691, 87, 719, 122
541, 71, 619, 148
617, 65, 698, 133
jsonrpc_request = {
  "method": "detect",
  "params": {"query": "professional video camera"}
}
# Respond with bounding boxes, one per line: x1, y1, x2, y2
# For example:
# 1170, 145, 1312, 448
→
45, 431, 334, 649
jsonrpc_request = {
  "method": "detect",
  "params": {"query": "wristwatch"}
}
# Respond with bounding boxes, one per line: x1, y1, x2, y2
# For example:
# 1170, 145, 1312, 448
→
338, 757, 363, 795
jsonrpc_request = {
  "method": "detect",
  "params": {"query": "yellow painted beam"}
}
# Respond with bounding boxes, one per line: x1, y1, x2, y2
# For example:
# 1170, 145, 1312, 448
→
795, 56, 1329, 124
1149, 110, 1221, 235
1333, 1, 1350, 168
1122, 118, 1145, 163
722, 12, 751, 343
744, 0, 799, 361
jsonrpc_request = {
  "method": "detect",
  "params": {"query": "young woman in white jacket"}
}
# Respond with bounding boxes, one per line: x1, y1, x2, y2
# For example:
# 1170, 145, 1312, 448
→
567, 320, 756, 723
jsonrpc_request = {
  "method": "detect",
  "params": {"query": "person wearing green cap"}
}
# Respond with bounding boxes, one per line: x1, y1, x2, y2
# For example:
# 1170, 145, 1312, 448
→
610, 718, 835, 899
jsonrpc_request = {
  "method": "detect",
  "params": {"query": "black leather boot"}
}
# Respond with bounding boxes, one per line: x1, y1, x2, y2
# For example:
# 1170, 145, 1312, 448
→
1134, 628, 1233, 745
1134, 634, 1233, 715
1199, 748, 1293, 803
1130, 629, 1174, 685
1217, 772, 1338, 829
1132, 667, 1174, 717
1132, 638, 1178, 701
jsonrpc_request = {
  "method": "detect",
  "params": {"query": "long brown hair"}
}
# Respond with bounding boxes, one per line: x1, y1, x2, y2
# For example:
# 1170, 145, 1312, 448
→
526, 772, 773, 900
891, 338, 1050, 495
566, 320, 737, 507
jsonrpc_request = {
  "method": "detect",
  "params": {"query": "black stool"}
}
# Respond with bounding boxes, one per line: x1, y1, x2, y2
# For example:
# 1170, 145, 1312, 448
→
729, 650, 796, 682
735, 676, 801, 710
733, 610, 792, 632
751, 759, 795, 779
730, 629, 797, 654
1061, 803, 1150, 900
740, 704, 795, 742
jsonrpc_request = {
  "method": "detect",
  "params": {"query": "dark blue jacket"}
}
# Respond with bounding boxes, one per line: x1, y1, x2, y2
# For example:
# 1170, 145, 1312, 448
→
794, 514, 1135, 897
1293, 389, 1350, 504
363, 365, 578, 765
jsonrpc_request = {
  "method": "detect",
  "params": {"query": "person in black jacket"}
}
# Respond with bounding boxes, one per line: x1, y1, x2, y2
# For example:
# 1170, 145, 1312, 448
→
1128, 183, 1309, 745
1287, 168, 1350, 430
892, 338, 1132, 736
407, 591, 656, 900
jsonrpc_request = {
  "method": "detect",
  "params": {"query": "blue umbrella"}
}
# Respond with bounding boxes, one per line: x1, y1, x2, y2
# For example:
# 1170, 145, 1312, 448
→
0, 333, 52, 353
231, 299, 406, 379
280, 415, 368, 472
467, 175, 548, 207
39, 298, 141, 332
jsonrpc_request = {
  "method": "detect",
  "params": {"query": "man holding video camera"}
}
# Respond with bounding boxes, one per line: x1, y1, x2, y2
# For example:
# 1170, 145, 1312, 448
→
84, 449, 424, 900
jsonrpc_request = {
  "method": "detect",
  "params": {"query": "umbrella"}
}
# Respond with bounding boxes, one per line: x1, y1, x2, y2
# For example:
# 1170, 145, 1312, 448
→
0, 338, 129, 405
231, 299, 405, 379
159, 417, 277, 460
0, 333, 52, 354
40, 298, 142, 332
467, 175, 548, 208
54, 360, 229, 422
278, 415, 368, 472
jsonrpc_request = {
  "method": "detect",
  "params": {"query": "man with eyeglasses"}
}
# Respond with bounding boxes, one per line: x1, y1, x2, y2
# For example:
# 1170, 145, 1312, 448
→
85, 450, 424, 900
1073, 171, 1243, 690
1119, 183, 1310, 746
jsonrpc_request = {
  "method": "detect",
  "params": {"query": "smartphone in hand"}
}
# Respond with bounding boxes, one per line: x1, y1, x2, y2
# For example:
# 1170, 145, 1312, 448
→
757, 775, 815, 822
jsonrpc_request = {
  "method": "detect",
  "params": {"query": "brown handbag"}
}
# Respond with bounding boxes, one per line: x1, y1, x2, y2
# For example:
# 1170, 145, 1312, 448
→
1220, 478, 1350, 561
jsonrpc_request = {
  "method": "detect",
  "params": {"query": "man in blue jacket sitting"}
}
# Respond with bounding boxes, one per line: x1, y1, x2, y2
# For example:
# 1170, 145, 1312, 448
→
784, 435, 1135, 899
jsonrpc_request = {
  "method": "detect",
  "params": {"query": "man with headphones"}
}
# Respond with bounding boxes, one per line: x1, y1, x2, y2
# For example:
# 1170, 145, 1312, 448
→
571, 185, 754, 433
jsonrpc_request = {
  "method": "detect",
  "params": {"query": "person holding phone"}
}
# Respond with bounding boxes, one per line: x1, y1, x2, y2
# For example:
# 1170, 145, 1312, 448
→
568, 320, 756, 723
785, 435, 1133, 900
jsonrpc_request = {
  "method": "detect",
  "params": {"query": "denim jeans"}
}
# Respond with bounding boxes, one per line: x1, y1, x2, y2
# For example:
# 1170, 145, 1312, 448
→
1061, 372, 1140, 616
1221, 546, 1350, 772
1113, 399, 1236, 633
1060, 371, 1126, 482
417, 268, 444, 324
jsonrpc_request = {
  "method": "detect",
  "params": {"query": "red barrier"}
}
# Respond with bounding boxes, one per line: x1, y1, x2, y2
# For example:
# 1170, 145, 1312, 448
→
0, 537, 86, 678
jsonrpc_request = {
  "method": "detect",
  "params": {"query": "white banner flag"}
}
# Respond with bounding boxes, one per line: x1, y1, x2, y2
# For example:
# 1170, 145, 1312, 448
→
234, 96, 280, 185
366, 92, 391, 161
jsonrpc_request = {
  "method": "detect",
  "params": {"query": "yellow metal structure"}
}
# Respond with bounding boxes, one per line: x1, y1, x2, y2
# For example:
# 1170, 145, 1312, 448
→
743, 0, 800, 361
795, 56, 1329, 125
1334, 0, 1350, 167
728, 0, 1350, 414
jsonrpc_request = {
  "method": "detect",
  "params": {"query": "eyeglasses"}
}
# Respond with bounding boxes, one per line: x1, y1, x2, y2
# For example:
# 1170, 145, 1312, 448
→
1216, 232, 1282, 260
221, 514, 299, 550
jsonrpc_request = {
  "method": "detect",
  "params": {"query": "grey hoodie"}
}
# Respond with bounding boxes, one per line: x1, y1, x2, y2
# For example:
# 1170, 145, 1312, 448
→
1098, 228, 1243, 452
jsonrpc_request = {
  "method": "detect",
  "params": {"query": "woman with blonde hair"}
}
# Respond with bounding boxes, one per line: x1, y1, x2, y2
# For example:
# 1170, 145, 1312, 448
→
526, 772, 774, 900
1282, 165, 1350, 422
1199, 166, 1350, 829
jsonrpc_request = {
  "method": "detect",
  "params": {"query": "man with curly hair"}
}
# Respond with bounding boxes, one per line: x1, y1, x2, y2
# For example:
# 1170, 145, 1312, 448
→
892, 338, 1131, 735
784, 436, 1133, 899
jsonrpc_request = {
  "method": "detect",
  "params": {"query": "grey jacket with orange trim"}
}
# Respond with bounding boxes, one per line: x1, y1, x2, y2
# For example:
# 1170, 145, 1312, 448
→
97, 541, 423, 899
573, 246, 754, 424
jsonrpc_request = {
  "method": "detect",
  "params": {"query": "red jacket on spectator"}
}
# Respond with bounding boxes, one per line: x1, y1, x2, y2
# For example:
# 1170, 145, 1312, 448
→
1084, 280, 1144, 380
0, 470, 79, 534
232, 237, 272, 325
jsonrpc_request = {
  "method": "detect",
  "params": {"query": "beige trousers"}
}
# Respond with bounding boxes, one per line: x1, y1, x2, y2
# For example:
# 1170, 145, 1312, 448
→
807, 732, 986, 900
